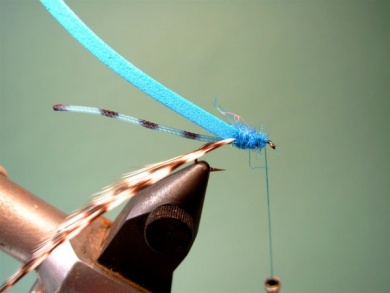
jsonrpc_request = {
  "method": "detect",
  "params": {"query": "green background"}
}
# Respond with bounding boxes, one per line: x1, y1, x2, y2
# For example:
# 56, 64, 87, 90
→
1, 1, 388, 292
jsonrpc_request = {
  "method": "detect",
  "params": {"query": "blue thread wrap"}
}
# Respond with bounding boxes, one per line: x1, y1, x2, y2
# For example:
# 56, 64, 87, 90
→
39, 0, 269, 150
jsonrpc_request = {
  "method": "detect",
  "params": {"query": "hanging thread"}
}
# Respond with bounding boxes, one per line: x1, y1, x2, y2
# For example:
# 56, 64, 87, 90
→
264, 147, 274, 276
263, 149, 282, 293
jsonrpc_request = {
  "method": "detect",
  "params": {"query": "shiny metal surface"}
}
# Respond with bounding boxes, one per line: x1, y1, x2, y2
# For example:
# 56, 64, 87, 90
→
264, 276, 281, 293
0, 171, 148, 292
0, 163, 211, 292
0, 172, 66, 262
35, 220, 147, 293
98, 161, 211, 292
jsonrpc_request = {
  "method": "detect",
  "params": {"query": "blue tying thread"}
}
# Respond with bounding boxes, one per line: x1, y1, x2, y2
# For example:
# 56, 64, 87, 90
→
39, 0, 273, 151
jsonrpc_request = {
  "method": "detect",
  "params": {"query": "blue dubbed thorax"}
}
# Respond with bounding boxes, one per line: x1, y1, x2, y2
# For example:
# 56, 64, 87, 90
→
232, 124, 269, 150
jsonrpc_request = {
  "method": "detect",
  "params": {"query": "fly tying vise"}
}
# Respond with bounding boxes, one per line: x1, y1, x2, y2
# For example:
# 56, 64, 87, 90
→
0, 139, 233, 292
1, 1, 281, 292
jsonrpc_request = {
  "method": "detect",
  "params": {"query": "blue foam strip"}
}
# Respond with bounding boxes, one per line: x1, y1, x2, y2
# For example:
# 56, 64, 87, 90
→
39, 0, 237, 140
